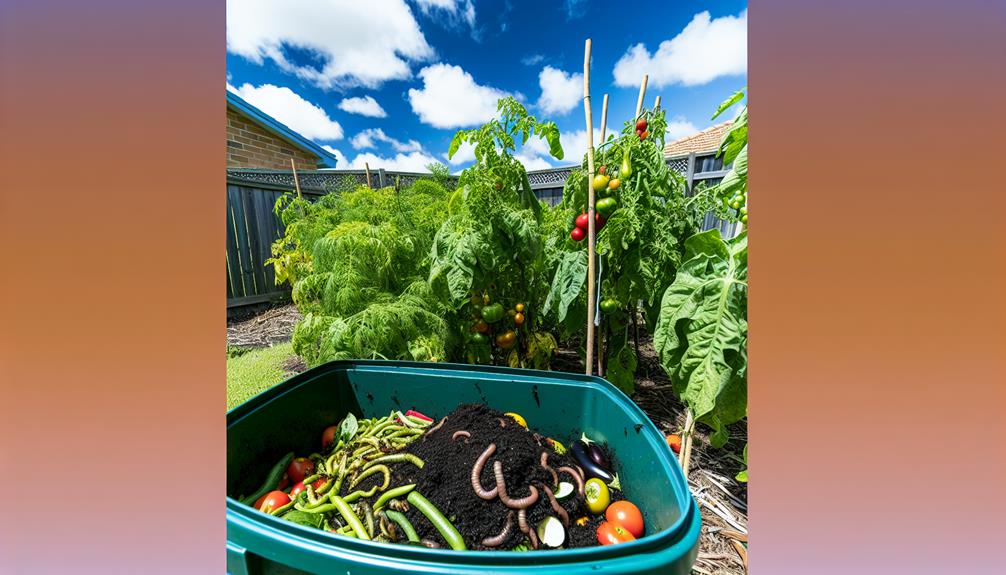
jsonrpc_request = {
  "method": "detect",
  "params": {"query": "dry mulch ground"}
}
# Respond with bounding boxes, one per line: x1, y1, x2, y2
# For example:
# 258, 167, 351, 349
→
229, 306, 747, 573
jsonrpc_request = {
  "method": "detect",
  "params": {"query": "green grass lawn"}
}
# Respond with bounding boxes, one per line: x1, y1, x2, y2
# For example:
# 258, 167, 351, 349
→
227, 343, 297, 410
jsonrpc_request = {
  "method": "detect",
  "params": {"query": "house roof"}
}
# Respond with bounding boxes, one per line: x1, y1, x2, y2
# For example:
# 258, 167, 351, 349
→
226, 90, 338, 168
663, 121, 734, 158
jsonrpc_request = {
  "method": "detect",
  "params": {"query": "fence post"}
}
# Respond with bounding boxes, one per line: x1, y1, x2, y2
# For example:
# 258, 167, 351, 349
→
378, 169, 387, 188
686, 152, 696, 192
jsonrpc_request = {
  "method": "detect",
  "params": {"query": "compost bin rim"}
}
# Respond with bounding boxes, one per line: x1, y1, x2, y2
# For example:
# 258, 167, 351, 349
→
227, 496, 700, 565
227, 359, 697, 561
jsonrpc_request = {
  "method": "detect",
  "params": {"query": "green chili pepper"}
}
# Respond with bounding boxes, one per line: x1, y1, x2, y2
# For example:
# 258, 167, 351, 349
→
240, 452, 294, 506
406, 491, 466, 551
373, 484, 416, 510
364, 453, 424, 470
384, 510, 420, 543
619, 149, 632, 179
349, 464, 390, 491
331, 495, 371, 541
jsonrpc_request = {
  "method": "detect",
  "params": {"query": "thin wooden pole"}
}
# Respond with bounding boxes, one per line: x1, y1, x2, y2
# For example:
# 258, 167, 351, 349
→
596, 92, 609, 378
680, 409, 696, 477
654, 95, 661, 109
583, 38, 596, 377
634, 75, 649, 119
290, 158, 303, 199
364, 162, 372, 189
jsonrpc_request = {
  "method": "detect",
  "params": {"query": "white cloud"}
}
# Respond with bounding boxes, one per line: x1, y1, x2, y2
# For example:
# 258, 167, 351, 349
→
322, 145, 349, 166
227, 0, 433, 89
347, 150, 440, 172
413, 0, 476, 28
350, 128, 423, 153
230, 83, 344, 140
521, 54, 545, 66
665, 116, 700, 140
557, 127, 602, 166
408, 63, 510, 128
338, 96, 387, 118
537, 66, 582, 116
444, 141, 476, 166
613, 10, 747, 88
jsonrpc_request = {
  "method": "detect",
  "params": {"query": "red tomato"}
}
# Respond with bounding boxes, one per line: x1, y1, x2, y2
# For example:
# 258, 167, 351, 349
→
254, 493, 268, 510
287, 458, 315, 484
570, 227, 586, 241
575, 213, 590, 230
258, 491, 290, 513
595, 213, 606, 230
290, 481, 306, 497
606, 501, 645, 538
311, 477, 328, 490
635, 118, 647, 132
597, 521, 636, 545
639, 130, 650, 141
322, 426, 338, 450
666, 434, 682, 454
598, 165, 606, 175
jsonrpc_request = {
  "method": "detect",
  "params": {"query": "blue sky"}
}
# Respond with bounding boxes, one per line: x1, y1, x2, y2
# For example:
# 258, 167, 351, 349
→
226, 0, 747, 171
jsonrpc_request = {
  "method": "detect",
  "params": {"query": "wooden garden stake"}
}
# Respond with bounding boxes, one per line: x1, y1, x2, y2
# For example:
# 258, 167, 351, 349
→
597, 92, 609, 378
654, 95, 661, 109
635, 74, 649, 118
680, 408, 696, 478
290, 158, 303, 199
582, 38, 596, 376
364, 162, 372, 189
599, 93, 609, 145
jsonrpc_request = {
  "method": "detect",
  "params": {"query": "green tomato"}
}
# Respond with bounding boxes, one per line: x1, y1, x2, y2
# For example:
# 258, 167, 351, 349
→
730, 200, 741, 209
741, 214, 748, 224
599, 298, 621, 314
592, 174, 610, 192
470, 332, 488, 345
481, 303, 505, 323
596, 197, 618, 217
584, 478, 610, 515
740, 206, 748, 215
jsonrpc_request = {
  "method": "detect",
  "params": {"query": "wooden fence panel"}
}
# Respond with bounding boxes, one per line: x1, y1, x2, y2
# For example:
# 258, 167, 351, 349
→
226, 181, 299, 308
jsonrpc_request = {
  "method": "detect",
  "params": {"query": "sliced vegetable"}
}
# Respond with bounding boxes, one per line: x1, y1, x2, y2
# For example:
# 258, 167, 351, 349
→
504, 412, 527, 428
554, 481, 574, 500
605, 501, 644, 538
405, 409, 433, 422
584, 478, 610, 514
536, 516, 566, 548
665, 434, 682, 454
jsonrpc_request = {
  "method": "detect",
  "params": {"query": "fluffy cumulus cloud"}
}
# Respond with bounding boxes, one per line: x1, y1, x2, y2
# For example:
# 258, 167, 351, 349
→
350, 128, 423, 153
408, 63, 510, 128
227, 0, 433, 89
230, 83, 343, 140
613, 10, 747, 88
337, 95, 387, 118
413, 0, 476, 29
346, 150, 440, 172
536, 66, 582, 116
665, 116, 700, 140
322, 145, 349, 166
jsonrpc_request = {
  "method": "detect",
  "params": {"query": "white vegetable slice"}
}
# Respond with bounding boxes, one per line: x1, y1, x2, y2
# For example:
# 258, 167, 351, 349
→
554, 481, 575, 500
536, 516, 566, 548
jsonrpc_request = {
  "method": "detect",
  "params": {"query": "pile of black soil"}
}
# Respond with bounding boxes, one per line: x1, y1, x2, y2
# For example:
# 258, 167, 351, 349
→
375, 403, 621, 551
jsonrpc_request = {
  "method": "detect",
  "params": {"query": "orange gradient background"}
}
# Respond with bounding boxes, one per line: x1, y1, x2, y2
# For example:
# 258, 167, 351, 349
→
1, 1, 1004, 574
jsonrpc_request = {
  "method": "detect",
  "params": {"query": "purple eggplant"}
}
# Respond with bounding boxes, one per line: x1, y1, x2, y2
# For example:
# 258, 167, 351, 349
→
570, 440, 614, 483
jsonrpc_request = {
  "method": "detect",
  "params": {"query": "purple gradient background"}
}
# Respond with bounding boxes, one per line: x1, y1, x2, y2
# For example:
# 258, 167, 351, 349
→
1, 1, 1004, 573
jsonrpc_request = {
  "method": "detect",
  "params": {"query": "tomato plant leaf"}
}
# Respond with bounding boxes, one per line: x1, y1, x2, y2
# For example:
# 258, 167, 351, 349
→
543, 250, 587, 323
711, 88, 746, 121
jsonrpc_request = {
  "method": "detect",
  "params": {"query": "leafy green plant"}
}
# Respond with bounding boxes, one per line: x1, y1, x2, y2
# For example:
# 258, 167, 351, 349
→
653, 229, 747, 447
432, 97, 564, 368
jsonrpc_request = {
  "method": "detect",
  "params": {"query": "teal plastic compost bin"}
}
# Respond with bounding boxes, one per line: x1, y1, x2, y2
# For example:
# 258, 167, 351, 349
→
227, 360, 700, 575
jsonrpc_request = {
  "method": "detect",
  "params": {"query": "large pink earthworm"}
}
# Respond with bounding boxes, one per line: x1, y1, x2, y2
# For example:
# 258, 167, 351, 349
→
493, 461, 539, 509
540, 483, 569, 527
452, 430, 470, 442
480, 511, 514, 548
557, 466, 584, 497
540, 451, 558, 487
471, 443, 499, 500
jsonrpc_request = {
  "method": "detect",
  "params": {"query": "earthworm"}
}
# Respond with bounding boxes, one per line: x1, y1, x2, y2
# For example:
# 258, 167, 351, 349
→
494, 460, 539, 509
452, 430, 470, 442
540, 451, 558, 487
471, 443, 499, 500
573, 464, 585, 480
421, 538, 441, 548
540, 483, 569, 527
423, 416, 448, 439
558, 466, 584, 497
517, 509, 538, 550
497, 417, 507, 428
480, 511, 514, 548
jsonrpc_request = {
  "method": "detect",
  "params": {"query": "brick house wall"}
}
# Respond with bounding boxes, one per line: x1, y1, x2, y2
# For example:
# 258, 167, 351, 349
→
227, 108, 320, 170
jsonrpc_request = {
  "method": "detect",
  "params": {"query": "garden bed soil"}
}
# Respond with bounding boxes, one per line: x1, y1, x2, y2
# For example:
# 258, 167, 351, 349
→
227, 304, 301, 349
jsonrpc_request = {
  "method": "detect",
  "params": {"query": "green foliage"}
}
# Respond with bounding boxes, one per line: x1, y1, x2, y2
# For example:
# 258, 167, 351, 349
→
653, 230, 747, 447
736, 443, 748, 482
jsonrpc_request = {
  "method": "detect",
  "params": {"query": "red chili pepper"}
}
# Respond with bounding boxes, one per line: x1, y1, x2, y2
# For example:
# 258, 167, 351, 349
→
404, 409, 433, 422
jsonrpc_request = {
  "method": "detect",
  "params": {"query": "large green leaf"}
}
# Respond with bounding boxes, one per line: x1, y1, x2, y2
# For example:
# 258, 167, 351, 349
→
711, 88, 746, 121
543, 250, 587, 323
653, 230, 747, 444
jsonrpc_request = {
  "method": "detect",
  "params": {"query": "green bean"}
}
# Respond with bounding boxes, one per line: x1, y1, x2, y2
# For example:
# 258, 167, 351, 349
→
268, 500, 296, 516
294, 501, 339, 514
331, 495, 370, 540
342, 484, 381, 502
349, 464, 390, 491
364, 453, 424, 470
306, 485, 319, 505
385, 428, 422, 440
302, 473, 322, 486
364, 419, 395, 437
406, 491, 466, 550
358, 501, 376, 538
240, 452, 294, 506
373, 484, 416, 510
384, 510, 420, 543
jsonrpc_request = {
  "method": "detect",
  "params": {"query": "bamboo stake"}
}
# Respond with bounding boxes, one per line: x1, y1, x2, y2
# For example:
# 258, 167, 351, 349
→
597, 92, 609, 378
634, 75, 649, 118
290, 158, 303, 199
680, 408, 696, 477
364, 162, 372, 189
654, 95, 661, 109
582, 38, 596, 376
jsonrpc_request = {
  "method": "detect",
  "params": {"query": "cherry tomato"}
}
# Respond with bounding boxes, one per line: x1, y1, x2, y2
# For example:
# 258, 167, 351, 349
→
322, 426, 338, 450
575, 213, 590, 230
311, 477, 328, 491
472, 319, 489, 333
287, 457, 315, 484
258, 490, 291, 513
598, 165, 606, 175
635, 118, 648, 132
606, 501, 644, 538
570, 227, 586, 241
290, 481, 307, 497
515, 303, 525, 313
514, 312, 525, 326
584, 478, 611, 514
607, 178, 620, 191
277, 473, 290, 491
639, 130, 650, 141
495, 331, 517, 349
597, 521, 636, 545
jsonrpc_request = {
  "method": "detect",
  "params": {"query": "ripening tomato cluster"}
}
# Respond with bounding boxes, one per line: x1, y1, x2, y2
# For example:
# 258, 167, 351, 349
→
466, 291, 525, 360
571, 164, 625, 241
724, 189, 748, 224
634, 117, 650, 141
